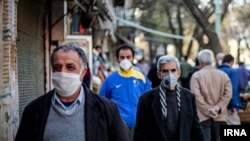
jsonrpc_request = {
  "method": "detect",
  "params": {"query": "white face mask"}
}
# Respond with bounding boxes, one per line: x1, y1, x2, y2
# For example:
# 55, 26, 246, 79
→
119, 59, 132, 71
161, 73, 179, 90
52, 72, 82, 97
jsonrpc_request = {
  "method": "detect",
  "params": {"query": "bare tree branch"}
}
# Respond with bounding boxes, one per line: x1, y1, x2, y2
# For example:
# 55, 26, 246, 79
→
221, 0, 234, 21
177, 5, 184, 57
182, 0, 222, 54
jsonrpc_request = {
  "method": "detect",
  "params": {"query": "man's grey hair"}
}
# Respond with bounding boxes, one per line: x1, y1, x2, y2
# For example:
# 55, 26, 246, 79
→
197, 49, 214, 65
50, 44, 88, 68
157, 55, 180, 71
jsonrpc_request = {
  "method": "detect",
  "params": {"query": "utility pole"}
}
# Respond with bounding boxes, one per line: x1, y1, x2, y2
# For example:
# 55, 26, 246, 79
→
215, 0, 221, 38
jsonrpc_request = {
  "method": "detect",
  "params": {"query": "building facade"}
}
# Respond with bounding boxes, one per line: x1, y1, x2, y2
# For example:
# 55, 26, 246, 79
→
0, 0, 19, 140
0, 0, 117, 140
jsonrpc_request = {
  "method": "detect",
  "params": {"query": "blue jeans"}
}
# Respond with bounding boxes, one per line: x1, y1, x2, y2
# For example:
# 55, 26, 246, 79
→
201, 119, 226, 141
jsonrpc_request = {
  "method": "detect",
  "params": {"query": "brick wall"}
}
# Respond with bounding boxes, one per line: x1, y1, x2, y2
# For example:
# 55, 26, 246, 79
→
0, 0, 19, 140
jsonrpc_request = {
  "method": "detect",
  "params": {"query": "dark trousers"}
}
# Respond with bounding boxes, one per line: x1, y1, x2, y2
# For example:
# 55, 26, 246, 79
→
201, 118, 226, 141
128, 128, 134, 141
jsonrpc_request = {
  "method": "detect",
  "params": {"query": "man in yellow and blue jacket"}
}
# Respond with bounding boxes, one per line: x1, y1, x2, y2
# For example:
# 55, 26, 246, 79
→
99, 44, 151, 140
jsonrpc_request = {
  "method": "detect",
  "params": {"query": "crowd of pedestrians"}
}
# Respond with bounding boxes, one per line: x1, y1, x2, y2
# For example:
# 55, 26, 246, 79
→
15, 43, 250, 141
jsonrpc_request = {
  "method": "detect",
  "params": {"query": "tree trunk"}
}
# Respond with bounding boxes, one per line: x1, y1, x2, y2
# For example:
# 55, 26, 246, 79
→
176, 5, 183, 57
186, 26, 199, 57
182, 0, 222, 54
165, 4, 183, 57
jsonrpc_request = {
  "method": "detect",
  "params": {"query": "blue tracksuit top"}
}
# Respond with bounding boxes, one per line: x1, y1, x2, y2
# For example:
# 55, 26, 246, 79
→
218, 64, 242, 110
99, 69, 151, 128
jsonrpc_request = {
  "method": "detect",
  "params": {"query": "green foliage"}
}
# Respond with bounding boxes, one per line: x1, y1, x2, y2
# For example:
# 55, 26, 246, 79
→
245, 85, 250, 93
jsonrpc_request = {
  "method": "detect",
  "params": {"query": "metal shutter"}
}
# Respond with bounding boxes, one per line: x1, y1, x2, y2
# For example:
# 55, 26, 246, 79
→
17, 0, 45, 118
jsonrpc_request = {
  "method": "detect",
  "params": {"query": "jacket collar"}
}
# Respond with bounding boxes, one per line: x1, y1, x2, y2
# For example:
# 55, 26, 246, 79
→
218, 64, 231, 69
83, 83, 101, 141
48, 84, 101, 141
151, 86, 187, 140
152, 88, 166, 139
37, 84, 100, 141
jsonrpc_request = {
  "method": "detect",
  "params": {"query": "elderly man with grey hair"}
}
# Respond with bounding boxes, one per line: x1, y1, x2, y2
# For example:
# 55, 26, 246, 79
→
133, 55, 204, 141
190, 49, 232, 141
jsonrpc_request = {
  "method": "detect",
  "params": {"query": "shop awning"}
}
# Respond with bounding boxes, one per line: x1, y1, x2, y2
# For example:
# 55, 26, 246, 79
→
117, 17, 194, 41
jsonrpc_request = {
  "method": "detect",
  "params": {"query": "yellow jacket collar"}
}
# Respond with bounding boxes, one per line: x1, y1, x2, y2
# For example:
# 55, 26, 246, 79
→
118, 68, 146, 83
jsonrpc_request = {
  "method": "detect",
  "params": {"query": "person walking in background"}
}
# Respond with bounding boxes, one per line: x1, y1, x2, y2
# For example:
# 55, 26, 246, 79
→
92, 45, 109, 93
99, 44, 151, 140
218, 54, 242, 125
133, 55, 204, 141
147, 55, 163, 88
15, 44, 129, 141
187, 57, 200, 89
238, 61, 249, 93
238, 61, 250, 110
190, 49, 232, 141
180, 56, 192, 90
92, 45, 108, 74
215, 52, 225, 68
138, 57, 150, 76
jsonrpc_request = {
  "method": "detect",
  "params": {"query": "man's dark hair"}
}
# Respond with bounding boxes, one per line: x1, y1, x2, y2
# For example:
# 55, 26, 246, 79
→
195, 57, 200, 67
222, 54, 234, 64
94, 45, 102, 49
50, 44, 88, 67
115, 44, 135, 58
239, 61, 244, 66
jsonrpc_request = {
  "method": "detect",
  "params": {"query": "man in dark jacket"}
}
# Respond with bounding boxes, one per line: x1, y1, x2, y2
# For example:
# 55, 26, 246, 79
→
133, 55, 204, 141
15, 44, 129, 141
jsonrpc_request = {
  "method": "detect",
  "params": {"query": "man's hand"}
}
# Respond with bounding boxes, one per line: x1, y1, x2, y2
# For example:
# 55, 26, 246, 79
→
208, 108, 218, 118
213, 105, 221, 114
240, 93, 250, 101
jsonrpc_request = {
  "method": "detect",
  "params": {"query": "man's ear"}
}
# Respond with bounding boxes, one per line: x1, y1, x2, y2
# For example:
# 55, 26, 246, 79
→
230, 61, 234, 67
178, 69, 181, 77
157, 71, 161, 79
80, 68, 87, 80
